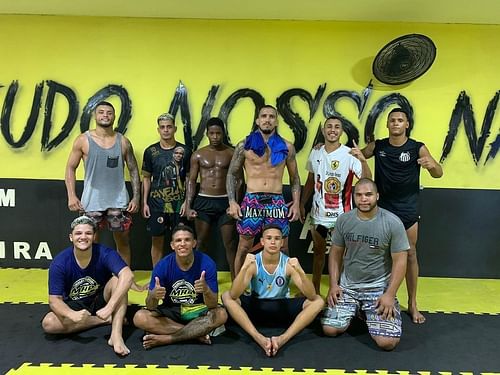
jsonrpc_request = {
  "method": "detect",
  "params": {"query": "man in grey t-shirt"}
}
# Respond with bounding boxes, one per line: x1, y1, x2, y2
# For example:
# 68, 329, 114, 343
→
321, 178, 409, 351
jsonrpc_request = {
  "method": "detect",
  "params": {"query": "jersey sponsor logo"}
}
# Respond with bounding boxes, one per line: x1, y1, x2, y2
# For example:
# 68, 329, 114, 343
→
275, 276, 286, 287
69, 276, 99, 300
170, 279, 197, 304
326, 212, 339, 218
330, 160, 340, 170
324, 177, 341, 209
399, 151, 411, 162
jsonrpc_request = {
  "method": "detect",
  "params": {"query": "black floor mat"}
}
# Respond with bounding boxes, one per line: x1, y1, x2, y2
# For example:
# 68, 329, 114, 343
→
1, 303, 498, 374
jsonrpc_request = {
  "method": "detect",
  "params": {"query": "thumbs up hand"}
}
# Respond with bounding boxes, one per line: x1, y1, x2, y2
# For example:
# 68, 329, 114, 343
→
194, 270, 208, 294
152, 276, 166, 300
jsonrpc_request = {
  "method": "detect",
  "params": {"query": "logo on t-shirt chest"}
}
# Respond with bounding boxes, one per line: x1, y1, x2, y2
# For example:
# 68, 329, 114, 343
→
170, 279, 197, 304
69, 276, 99, 300
399, 151, 411, 162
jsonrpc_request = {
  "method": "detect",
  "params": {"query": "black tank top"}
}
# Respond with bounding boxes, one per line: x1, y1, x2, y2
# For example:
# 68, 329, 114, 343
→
373, 138, 424, 216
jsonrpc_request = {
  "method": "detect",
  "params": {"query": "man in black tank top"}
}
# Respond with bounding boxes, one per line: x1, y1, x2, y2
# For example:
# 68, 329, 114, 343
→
362, 108, 443, 324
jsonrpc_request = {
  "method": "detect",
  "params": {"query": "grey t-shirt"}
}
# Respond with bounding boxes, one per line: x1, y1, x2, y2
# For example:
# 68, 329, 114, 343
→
332, 207, 409, 289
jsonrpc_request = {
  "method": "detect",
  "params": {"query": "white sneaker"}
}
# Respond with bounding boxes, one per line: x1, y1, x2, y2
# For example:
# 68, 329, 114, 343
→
209, 324, 226, 337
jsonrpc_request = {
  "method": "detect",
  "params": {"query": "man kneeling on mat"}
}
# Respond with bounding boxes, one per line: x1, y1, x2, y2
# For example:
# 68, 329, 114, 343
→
133, 225, 227, 349
322, 178, 409, 350
42, 216, 134, 356
222, 224, 324, 357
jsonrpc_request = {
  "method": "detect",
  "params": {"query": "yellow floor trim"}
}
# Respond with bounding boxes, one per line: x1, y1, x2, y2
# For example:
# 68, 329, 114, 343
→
1, 268, 499, 314
8, 363, 499, 375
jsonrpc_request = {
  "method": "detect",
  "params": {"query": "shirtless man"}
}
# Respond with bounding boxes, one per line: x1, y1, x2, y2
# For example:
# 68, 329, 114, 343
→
42, 216, 133, 356
226, 105, 301, 274
65, 101, 140, 266
362, 108, 443, 324
222, 224, 324, 357
185, 117, 238, 278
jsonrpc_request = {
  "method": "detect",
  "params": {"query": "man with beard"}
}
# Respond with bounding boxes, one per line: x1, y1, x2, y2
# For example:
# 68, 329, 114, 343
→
300, 116, 371, 294
65, 101, 140, 266
226, 105, 301, 274
362, 108, 443, 324
322, 178, 409, 351
185, 117, 238, 279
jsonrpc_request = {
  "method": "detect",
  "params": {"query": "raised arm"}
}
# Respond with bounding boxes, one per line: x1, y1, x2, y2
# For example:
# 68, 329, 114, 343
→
286, 144, 301, 222
65, 135, 85, 211
349, 140, 372, 179
418, 145, 443, 178
122, 136, 140, 213
185, 152, 200, 219
361, 141, 375, 159
226, 141, 245, 219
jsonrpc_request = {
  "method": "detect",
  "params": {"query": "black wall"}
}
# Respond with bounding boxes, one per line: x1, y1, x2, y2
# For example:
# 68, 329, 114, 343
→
0, 178, 499, 278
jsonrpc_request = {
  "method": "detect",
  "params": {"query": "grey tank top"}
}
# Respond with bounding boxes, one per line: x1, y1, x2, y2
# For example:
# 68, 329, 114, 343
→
81, 131, 129, 211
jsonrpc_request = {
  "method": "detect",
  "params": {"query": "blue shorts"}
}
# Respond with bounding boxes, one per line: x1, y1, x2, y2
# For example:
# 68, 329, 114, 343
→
236, 193, 289, 237
321, 287, 402, 338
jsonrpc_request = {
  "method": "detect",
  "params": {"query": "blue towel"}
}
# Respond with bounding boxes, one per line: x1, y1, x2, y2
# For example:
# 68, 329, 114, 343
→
243, 131, 288, 166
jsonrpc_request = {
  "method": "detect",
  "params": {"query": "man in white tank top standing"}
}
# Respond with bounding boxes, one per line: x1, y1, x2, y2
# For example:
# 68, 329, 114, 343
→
65, 101, 140, 267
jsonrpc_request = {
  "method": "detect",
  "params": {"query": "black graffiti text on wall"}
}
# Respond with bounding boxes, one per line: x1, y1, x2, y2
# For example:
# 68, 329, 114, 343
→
0, 80, 498, 164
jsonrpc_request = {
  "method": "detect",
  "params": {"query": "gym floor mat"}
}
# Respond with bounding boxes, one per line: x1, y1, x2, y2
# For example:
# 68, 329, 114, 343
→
0, 303, 498, 374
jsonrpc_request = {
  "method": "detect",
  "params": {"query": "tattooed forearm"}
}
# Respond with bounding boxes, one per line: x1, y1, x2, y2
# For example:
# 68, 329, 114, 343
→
226, 142, 245, 202
125, 139, 141, 200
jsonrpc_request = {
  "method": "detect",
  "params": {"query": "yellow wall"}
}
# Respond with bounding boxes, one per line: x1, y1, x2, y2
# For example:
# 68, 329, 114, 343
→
0, 15, 499, 189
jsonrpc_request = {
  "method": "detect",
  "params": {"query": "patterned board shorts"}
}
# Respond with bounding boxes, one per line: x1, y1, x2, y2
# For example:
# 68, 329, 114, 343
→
321, 287, 402, 338
236, 192, 289, 237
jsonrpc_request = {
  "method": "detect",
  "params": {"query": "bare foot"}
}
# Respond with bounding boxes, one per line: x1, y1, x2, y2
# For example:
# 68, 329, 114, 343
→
142, 334, 171, 349
271, 336, 284, 357
108, 336, 131, 356
408, 306, 426, 324
197, 334, 212, 345
255, 335, 272, 357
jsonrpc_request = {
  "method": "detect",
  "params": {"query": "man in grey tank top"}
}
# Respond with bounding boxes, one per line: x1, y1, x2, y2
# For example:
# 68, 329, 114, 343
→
321, 178, 409, 351
65, 101, 140, 267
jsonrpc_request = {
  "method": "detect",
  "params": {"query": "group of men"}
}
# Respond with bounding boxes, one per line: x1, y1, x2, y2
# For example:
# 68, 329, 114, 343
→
42, 101, 442, 356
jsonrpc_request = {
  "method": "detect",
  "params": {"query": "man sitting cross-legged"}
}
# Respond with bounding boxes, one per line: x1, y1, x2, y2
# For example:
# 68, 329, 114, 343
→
41, 216, 133, 356
133, 225, 227, 349
222, 224, 324, 357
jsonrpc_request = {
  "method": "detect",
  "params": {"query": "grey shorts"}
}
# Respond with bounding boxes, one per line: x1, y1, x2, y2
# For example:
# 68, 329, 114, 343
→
321, 287, 402, 338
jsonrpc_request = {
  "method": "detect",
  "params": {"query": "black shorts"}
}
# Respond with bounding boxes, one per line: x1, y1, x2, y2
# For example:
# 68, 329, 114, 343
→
192, 195, 234, 227
65, 289, 107, 315
147, 212, 184, 236
239, 294, 306, 327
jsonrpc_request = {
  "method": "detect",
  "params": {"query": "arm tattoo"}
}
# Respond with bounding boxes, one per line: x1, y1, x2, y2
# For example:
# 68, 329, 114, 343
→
125, 139, 140, 199
226, 142, 245, 202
